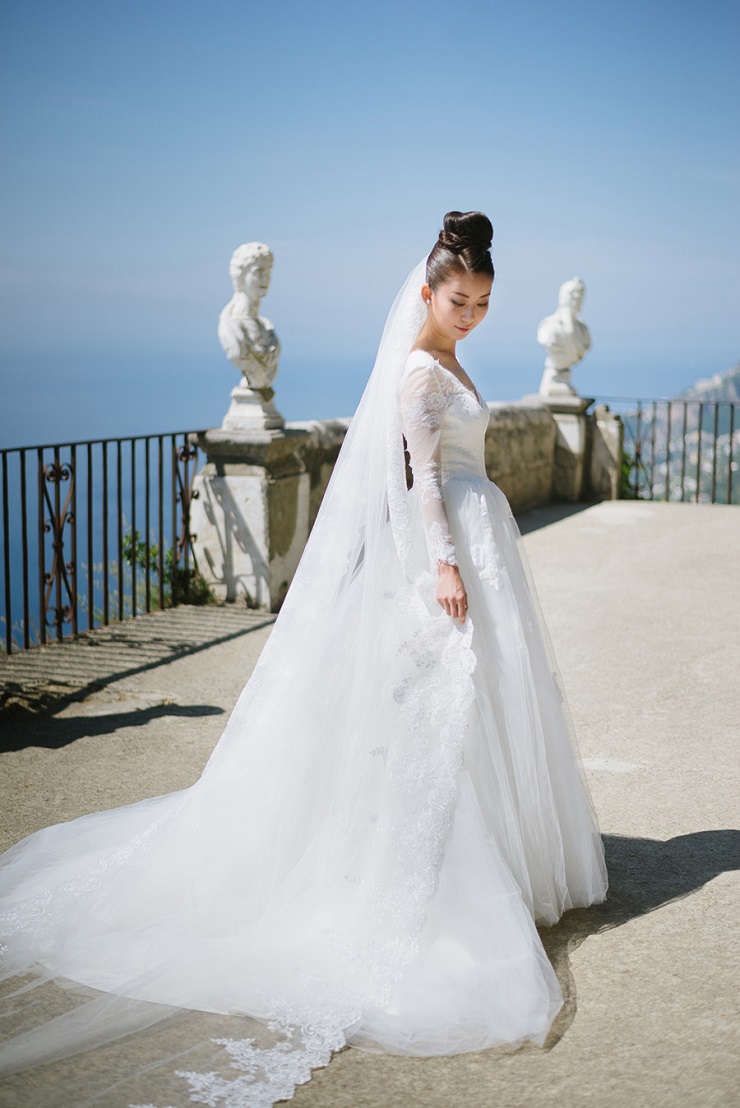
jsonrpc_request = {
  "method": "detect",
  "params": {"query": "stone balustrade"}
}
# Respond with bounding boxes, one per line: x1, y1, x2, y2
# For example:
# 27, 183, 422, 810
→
189, 397, 622, 611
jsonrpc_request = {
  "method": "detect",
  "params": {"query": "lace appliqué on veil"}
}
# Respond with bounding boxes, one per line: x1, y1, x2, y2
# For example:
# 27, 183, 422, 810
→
138, 1006, 353, 1108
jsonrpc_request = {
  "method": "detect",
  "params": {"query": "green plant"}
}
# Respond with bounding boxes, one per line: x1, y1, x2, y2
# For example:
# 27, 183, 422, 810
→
0, 612, 43, 653
619, 448, 642, 499
122, 531, 214, 607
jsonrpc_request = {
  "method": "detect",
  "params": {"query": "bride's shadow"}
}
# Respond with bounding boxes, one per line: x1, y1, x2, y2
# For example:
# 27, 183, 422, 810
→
536, 829, 740, 1048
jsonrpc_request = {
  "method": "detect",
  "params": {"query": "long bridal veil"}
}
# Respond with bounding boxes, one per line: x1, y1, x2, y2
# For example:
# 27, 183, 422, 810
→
0, 257, 509, 1106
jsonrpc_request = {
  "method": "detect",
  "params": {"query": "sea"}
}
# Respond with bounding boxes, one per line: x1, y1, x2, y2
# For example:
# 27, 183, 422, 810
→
1, 343, 737, 451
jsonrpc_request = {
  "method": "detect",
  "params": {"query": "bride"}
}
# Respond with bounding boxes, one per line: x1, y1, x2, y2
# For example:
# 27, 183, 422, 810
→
0, 211, 608, 1107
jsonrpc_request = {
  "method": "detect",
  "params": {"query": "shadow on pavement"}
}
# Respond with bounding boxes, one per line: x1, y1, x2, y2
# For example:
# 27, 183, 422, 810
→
540, 828, 740, 1047
0, 702, 225, 753
515, 500, 600, 535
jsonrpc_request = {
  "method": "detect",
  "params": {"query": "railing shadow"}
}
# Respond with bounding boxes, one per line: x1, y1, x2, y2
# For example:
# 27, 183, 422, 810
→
0, 616, 276, 730
0, 701, 226, 753
538, 829, 740, 1048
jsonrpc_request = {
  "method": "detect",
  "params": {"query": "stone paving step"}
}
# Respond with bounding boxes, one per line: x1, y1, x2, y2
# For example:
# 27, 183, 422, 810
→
0, 604, 276, 716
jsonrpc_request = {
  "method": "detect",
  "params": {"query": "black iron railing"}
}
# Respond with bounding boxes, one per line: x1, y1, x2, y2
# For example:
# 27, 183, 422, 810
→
0, 432, 205, 654
594, 396, 738, 505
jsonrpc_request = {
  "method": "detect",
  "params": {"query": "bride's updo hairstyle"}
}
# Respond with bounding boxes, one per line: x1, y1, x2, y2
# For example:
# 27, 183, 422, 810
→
426, 210, 494, 291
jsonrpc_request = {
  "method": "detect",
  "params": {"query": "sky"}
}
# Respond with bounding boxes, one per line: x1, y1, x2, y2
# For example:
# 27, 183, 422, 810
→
1, 0, 738, 447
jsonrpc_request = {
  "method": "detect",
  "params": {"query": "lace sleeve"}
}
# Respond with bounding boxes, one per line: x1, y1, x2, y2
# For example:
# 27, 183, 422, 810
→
399, 354, 457, 568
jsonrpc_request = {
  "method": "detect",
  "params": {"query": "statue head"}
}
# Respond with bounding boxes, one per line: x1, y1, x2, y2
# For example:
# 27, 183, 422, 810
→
557, 277, 585, 313
229, 243, 274, 302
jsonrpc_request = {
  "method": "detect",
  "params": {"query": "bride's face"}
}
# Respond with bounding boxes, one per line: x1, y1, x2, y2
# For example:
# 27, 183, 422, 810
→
425, 270, 492, 341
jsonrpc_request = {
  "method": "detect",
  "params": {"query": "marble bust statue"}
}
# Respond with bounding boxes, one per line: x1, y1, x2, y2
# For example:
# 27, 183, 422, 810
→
218, 243, 284, 430
219, 243, 281, 389
536, 277, 591, 397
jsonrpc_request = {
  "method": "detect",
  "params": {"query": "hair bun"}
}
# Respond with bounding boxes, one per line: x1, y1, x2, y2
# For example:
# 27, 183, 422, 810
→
438, 210, 493, 253
425, 209, 495, 291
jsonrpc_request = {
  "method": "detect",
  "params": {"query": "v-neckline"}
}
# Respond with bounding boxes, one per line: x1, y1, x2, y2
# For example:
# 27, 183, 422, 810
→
429, 356, 484, 408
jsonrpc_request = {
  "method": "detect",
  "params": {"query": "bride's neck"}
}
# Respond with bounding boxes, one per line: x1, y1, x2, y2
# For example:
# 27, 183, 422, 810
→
413, 319, 456, 357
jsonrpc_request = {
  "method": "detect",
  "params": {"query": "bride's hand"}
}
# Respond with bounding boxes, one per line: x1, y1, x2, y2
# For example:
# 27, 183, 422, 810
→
437, 563, 468, 623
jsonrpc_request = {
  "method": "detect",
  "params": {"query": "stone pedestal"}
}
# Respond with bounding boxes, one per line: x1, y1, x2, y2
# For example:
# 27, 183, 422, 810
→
222, 383, 284, 432
538, 365, 578, 399
189, 428, 310, 611
188, 421, 348, 612
585, 404, 624, 500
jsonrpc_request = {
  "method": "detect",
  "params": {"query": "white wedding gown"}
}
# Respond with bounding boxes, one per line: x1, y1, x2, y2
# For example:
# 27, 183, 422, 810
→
0, 348, 607, 1107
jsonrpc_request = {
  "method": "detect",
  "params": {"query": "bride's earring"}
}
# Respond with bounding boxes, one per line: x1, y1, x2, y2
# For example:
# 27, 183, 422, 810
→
426, 298, 431, 306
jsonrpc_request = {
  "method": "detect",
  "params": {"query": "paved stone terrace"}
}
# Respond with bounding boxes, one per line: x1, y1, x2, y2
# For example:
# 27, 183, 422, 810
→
0, 500, 738, 1108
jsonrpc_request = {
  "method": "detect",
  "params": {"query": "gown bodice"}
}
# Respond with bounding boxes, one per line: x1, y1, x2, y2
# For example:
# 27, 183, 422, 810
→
399, 349, 491, 567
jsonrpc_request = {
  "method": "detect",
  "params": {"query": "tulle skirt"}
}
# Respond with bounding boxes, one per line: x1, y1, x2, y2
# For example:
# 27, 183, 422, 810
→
349, 475, 607, 1055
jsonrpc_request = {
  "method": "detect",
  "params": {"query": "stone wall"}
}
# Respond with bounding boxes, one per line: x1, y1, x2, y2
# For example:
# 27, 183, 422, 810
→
483, 397, 622, 512
189, 398, 623, 610
483, 401, 557, 513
